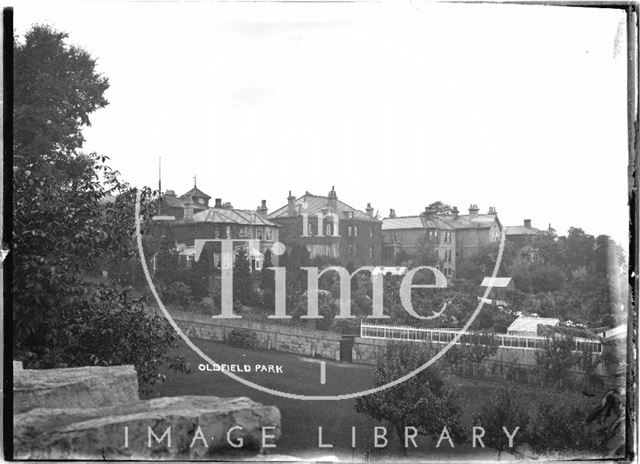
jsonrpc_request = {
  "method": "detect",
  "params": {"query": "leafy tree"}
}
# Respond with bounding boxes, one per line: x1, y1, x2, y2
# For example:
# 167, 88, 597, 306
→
233, 246, 254, 305
426, 201, 454, 215
13, 25, 185, 385
528, 391, 601, 456
355, 342, 465, 452
535, 335, 578, 388
473, 385, 529, 458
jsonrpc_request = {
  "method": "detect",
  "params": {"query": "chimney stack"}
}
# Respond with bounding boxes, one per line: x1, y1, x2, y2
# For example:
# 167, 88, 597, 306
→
422, 206, 435, 217
488, 206, 497, 215
524, 219, 532, 228
287, 191, 297, 216
327, 186, 338, 212
366, 203, 374, 217
257, 199, 268, 217
452, 206, 459, 218
468, 204, 479, 217
184, 198, 194, 222
389, 208, 396, 219
214, 198, 222, 208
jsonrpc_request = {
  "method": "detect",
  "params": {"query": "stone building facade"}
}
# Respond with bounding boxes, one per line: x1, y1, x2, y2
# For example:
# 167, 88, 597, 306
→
440, 205, 502, 261
268, 187, 382, 266
381, 209, 456, 277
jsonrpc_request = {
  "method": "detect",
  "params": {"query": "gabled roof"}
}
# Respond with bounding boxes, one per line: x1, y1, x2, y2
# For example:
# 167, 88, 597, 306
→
180, 186, 211, 200
440, 214, 501, 230
382, 215, 455, 231
268, 192, 379, 223
506, 225, 544, 236
189, 208, 277, 227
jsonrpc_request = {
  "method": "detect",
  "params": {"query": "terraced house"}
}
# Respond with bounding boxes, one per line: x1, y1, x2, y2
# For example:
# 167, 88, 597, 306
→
382, 208, 456, 277
268, 187, 382, 266
381, 204, 503, 276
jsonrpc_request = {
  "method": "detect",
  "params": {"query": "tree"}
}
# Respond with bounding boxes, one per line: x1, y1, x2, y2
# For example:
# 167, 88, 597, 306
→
528, 391, 602, 456
233, 246, 254, 305
473, 385, 529, 458
355, 342, 465, 452
13, 25, 186, 386
426, 201, 454, 215
535, 335, 578, 388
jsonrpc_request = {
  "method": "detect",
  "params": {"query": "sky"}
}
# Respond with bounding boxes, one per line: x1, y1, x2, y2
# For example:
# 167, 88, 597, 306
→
12, 1, 630, 243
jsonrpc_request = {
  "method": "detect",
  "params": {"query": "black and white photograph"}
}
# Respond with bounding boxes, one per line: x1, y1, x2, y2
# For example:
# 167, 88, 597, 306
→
5, 0, 637, 461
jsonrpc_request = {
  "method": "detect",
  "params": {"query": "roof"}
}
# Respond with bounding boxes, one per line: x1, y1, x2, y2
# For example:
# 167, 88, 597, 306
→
507, 315, 560, 333
188, 207, 278, 227
180, 186, 211, 200
481, 277, 512, 288
268, 192, 379, 223
440, 214, 501, 230
382, 215, 455, 231
603, 324, 626, 339
506, 225, 544, 236
162, 193, 186, 208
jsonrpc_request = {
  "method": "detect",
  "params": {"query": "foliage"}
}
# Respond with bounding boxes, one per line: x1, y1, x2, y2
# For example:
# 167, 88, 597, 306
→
535, 335, 579, 388
162, 281, 194, 307
355, 342, 465, 451
528, 391, 602, 455
13, 24, 186, 387
233, 246, 257, 305
21, 286, 189, 386
473, 385, 529, 457
227, 328, 259, 349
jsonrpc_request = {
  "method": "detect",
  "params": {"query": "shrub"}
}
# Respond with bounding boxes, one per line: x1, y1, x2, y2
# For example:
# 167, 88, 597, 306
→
227, 328, 259, 349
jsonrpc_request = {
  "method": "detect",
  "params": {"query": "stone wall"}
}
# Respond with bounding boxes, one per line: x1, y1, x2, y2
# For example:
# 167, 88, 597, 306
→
14, 364, 281, 459
170, 309, 342, 361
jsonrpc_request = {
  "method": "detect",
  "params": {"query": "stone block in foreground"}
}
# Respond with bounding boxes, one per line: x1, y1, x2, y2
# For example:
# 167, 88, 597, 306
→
14, 395, 281, 459
14, 365, 139, 413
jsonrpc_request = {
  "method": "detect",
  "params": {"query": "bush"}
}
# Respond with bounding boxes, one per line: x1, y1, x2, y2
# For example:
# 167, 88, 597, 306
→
162, 281, 193, 307
227, 328, 259, 349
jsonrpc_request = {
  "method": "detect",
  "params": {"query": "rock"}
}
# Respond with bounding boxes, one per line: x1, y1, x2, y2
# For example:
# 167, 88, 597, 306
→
13, 360, 23, 370
14, 365, 139, 414
14, 396, 281, 459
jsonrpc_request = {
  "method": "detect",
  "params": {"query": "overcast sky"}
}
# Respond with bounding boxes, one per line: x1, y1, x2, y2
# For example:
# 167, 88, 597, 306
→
13, 1, 629, 243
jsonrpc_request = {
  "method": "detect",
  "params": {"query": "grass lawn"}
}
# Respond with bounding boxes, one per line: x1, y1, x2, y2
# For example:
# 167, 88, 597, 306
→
147, 337, 515, 460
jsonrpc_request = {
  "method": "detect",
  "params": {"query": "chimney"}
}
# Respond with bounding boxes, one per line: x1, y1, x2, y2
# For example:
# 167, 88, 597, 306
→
468, 204, 479, 217
488, 206, 497, 215
327, 186, 338, 211
452, 206, 459, 218
184, 198, 194, 222
366, 203, 374, 217
214, 198, 222, 208
257, 199, 268, 217
287, 191, 297, 216
524, 219, 532, 228
389, 208, 396, 219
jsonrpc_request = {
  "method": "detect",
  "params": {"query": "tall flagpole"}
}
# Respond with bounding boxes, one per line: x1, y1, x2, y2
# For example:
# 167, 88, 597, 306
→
158, 155, 162, 215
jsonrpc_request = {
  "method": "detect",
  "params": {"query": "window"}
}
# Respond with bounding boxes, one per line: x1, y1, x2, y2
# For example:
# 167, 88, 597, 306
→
255, 259, 263, 271
353, 225, 359, 237
348, 225, 353, 236
326, 223, 333, 236
256, 228, 263, 240
393, 232, 399, 243
369, 227, 373, 238
265, 228, 272, 240
348, 244, 354, 256
369, 246, 374, 259
444, 231, 451, 243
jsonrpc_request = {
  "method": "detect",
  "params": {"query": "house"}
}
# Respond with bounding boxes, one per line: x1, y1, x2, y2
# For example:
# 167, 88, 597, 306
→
381, 207, 456, 277
439, 205, 502, 261
159, 184, 211, 220
169, 197, 280, 271
506, 219, 547, 249
268, 187, 382, 266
